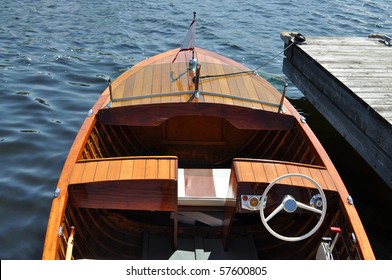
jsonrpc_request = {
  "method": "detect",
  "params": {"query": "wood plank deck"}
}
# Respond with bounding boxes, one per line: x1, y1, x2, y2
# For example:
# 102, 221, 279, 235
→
281, 33, 392, 188
109, 48, 282, 111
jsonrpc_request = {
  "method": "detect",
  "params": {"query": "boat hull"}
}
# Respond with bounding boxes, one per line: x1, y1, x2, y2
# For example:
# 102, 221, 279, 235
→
43, 47, 374, 260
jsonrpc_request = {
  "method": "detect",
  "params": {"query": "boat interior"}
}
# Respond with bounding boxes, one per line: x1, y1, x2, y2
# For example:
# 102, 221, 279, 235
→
60, 102, 361, 260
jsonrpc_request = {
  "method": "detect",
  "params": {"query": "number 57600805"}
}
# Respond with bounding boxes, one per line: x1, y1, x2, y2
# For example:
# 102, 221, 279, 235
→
219, 266, 267, 276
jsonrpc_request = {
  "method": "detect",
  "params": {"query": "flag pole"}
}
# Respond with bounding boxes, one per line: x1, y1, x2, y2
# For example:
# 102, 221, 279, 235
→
191, 12, 196, 60
189, 12, 197, 74
172, 12, 197, 64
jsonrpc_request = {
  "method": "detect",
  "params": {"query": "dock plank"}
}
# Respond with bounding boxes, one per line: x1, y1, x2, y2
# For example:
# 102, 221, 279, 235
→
293, 36, 392, 124
281, 33, 392, 188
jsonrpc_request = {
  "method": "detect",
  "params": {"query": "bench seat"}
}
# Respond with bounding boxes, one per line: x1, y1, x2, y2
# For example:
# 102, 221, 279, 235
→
68, 156, 178, 211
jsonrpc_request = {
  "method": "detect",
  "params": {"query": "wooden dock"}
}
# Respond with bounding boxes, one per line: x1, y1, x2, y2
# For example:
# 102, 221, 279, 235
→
281, 33, 392, 188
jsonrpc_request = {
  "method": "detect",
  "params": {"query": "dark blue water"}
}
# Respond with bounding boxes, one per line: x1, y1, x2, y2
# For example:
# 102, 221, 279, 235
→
1, 0, 391, 259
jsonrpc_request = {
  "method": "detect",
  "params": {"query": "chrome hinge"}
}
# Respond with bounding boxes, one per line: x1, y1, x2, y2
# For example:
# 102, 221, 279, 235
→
351, 232, 357, 244
54, 188, 60, 198
58, 225, 63, 237
347, 195, 354, 205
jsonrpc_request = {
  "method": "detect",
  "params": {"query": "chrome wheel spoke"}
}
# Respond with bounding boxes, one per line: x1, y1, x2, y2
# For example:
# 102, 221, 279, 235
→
265, 203, 284, 222
297, 201, 322, 214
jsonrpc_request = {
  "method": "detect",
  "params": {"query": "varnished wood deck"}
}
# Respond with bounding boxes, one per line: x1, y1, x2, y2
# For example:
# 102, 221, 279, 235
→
281, 33, 392, 188
109, 48, 283, 111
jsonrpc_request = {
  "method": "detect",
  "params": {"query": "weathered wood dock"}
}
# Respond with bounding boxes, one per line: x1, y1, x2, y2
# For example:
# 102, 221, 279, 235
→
281, 33, 392, 188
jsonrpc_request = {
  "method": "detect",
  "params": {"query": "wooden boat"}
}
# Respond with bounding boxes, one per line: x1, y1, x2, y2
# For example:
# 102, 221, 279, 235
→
42, 16, 375, 260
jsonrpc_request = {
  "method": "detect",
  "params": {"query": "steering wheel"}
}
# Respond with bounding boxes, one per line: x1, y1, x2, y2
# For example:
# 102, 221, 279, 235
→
259, 173, 327, 242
